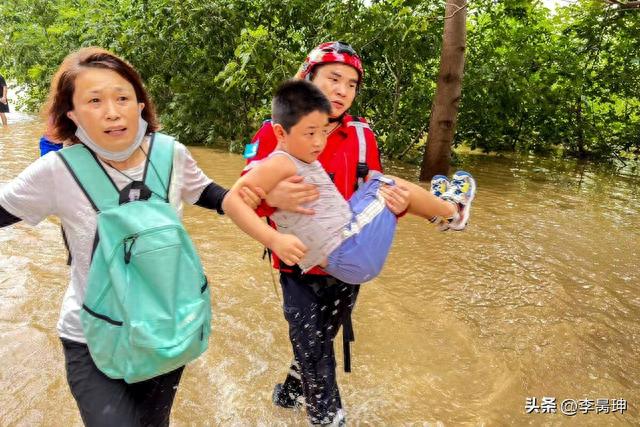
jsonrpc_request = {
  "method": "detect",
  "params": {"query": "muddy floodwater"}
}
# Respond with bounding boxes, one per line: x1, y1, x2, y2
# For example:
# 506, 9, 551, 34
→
0, 114, 638, 426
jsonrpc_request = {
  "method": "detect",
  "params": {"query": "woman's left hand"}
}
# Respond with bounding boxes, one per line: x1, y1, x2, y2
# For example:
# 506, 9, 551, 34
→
379, 184, 410, 215
239, 184, 266, 210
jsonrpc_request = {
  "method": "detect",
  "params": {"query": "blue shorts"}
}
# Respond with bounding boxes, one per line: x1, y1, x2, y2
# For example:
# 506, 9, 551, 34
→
39, 136, 63, 156
324, 173, 397, 284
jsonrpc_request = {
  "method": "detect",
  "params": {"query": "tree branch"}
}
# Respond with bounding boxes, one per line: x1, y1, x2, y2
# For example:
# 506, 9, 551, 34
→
444, 2, 468, 19
383, 55, 398, 83
605, 0, 640, 10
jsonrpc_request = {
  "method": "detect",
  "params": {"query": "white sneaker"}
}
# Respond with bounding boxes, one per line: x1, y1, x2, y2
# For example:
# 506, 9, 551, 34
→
429, 175, 452, 231
309, 408, 346, 426
442, 170, 476, 231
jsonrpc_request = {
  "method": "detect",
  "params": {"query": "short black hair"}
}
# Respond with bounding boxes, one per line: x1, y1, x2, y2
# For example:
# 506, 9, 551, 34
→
272, 79, 331, 132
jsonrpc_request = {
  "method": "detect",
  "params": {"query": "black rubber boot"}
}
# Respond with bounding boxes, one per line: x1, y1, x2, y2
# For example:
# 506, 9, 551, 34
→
272, 383, 296, 408
272, 362, 304, 408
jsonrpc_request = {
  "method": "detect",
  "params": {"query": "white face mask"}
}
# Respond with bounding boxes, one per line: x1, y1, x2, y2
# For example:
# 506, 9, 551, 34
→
75, 115, 148, 162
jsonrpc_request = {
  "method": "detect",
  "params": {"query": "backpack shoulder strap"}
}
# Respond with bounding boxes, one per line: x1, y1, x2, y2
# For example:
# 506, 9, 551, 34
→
346, 118, 371, 189
57, 144, 119, 212
144, 133, 175, 202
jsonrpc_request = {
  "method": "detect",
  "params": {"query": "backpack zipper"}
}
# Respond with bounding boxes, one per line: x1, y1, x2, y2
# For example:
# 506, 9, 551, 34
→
123, 234, 138, 264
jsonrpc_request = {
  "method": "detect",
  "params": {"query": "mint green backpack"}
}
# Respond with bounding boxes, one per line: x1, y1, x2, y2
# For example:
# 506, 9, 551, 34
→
58, 133, 211, 383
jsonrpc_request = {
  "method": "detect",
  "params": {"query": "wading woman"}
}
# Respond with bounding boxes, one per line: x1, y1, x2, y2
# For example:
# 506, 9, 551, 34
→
0, 47, 258, 426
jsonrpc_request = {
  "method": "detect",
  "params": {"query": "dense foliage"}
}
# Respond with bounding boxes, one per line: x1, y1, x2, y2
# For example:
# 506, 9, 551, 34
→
0, 0, 638, 161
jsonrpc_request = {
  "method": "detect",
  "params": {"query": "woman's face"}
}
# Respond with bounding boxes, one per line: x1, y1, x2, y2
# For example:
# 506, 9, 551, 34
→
67, 68, 144, 153
311, 63, 359, 118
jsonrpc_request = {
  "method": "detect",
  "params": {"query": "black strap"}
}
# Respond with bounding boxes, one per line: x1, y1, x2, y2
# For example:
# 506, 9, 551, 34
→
342, 311, 354, 373
89, 231, 100, 262
141, 133, 154, 183
341, 284, 359, 373
61, 226, 72, 266
328, 112, 346, 123
262, 217, 274, 262
355, 162, 369, 191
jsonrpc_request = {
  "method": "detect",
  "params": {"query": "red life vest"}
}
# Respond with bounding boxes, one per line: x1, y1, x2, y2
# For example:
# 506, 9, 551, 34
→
244, 114, 383, 274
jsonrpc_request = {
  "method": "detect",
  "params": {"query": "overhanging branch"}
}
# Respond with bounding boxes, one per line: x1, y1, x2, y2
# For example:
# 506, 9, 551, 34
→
444, 2, 468, 19
605, 0, 640, 10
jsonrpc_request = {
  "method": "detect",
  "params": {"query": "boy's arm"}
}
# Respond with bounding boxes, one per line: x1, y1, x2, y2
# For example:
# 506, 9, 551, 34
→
223, 155, 307, 265
244, 123, 318, 216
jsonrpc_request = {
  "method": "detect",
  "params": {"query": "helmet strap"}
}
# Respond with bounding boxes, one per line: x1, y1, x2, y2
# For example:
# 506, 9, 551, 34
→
329, 113, 346, 123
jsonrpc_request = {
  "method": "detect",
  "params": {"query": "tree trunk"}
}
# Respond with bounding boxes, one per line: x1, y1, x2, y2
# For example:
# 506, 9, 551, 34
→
419, 0, 467, 182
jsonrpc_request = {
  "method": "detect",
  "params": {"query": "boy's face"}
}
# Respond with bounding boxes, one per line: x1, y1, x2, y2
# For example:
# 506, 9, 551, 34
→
278, 110, 329, 163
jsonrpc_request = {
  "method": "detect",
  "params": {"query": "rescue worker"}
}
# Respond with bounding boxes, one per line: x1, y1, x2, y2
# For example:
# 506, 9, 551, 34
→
244, 42, 410, 426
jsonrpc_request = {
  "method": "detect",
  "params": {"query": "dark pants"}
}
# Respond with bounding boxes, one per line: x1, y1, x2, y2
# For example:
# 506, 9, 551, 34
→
279, 272, 359, 424
61, 338, 184, 427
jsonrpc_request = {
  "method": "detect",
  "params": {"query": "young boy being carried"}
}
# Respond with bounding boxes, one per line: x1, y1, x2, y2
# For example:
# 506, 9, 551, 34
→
223, 80, 476, 285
